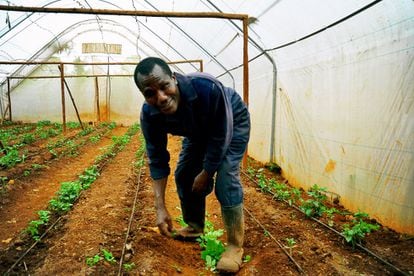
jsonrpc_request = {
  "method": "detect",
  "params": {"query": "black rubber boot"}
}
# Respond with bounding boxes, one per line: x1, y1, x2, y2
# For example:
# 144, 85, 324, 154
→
216, 204, 244, 273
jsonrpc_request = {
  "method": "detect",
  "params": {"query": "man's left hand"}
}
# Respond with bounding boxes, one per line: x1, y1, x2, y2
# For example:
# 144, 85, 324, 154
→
192, 169, 212, 195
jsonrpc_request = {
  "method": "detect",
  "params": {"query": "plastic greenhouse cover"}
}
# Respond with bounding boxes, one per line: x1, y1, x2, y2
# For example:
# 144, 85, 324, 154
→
0, 0, 413, 234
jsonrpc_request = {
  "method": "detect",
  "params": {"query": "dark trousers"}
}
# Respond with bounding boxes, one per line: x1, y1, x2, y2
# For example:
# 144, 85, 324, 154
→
174, 116, 250, 227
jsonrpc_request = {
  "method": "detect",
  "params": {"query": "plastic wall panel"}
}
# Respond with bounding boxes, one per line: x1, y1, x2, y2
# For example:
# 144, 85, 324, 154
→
268, 1, 414, 234
244, 57, 275, 163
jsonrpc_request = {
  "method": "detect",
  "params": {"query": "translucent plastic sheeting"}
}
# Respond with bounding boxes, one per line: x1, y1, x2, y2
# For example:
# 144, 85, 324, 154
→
266, 0, 414, 233
0, 0, 413, 234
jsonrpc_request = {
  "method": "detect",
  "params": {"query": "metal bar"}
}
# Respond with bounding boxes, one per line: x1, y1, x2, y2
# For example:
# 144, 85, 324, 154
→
7, 77, 11, 121
59, 63, 66, 133
9, 74, 134, 79
58, 65, 84, 130
0, 5, 247, 20
0, 59, 204, 66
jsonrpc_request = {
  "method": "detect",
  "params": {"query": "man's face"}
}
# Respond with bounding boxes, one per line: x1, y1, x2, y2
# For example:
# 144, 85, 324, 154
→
137, 64, 179, 115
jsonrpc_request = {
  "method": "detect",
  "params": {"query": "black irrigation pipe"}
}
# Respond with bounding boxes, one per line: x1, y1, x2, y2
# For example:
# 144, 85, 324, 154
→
117, 150, 145, 276
6, 217, 62, 274
244, 207, 306, 275
241, 170, 409, 276
5, 126, 138, 275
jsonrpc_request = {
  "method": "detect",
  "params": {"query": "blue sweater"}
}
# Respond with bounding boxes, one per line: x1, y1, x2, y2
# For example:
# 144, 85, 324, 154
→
140, 72, 249, 180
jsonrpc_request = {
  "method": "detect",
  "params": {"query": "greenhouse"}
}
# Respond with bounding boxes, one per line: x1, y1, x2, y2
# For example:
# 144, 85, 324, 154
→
0, 0, 413, 274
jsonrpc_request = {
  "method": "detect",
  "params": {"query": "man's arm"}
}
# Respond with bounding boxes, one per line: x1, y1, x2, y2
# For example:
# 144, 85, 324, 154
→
153, 177, 174, 236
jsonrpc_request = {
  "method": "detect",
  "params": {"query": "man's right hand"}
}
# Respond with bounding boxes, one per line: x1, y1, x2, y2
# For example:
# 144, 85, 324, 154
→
156, 207, 174, 237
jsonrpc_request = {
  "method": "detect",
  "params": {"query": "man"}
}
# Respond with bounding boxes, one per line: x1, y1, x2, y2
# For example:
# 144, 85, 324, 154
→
134, 57, 250, 273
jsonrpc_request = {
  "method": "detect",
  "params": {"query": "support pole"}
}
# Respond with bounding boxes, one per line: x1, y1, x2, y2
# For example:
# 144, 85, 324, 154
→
6, 77, 11, 122
242, 17, 249, 169
60, 63, 66, 133
95, 76, 101, 123
58, 65, 84, 130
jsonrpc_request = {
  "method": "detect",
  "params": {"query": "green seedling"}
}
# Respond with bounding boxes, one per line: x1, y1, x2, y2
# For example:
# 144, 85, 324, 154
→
197, 219, 225, 271
284, 237, 297, 255
79, 165, 99, 189
49, 181, 82, 213
86, 254, 103, 267
175, 214, 188, 228
21, 133, 35, 144
243, 255, 251, 263
89, 135, 101, 143
300, 184, 328, 217
123, 262, 136, 271
67, 122, 80, 129
101, 248, 117, 264
0, 147, 23, 168
246, 166, 256, 177
342, 211, 380, 247
32, 163, 42, 169
26, 210, 50, 241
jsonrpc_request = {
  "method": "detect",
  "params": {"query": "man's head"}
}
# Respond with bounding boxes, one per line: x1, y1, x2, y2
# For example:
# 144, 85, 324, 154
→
134, 57, 180, 115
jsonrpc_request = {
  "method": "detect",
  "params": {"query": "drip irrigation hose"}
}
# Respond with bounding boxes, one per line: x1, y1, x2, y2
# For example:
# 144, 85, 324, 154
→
117, 151, 145, 276
241, 170, 409, 276
244, 207, 306, 275
6, 217, 62, 275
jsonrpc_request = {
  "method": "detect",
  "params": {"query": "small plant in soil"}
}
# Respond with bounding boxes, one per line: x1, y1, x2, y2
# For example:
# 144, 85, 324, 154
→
49, 180, 82, 213
79, 165, 99, 189
123, 262, 136, 272
284, 237, 297, 256
0, 147, 24, 168
243, 255, 251, 263
342, 211, 380, 247
86, 254, 103, 267
26, 210, 50, 241
196, 218, 225, 271
300, 184, 328, 218
175, 213, 188, 227
101, 248, 117, 264
86, 249, 117, 267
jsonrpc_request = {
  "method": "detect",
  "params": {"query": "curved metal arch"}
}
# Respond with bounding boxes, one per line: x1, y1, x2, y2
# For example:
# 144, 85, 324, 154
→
0, 0, 235, 87
142, 0, 235, 88
0, 0, 122, 39
3, 18, 190, 87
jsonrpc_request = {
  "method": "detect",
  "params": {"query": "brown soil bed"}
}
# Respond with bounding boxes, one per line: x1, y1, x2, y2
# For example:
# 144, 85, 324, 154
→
0, 128, 413, 275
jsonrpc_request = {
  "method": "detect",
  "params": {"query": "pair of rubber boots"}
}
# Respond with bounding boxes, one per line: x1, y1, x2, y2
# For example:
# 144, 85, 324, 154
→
177, 204, 244, 273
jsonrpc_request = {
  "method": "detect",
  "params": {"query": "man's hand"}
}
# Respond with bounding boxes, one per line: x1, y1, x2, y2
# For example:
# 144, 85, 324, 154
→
192, 169, 212, 195
152, 177, 174, 237
156, 206, 174, 237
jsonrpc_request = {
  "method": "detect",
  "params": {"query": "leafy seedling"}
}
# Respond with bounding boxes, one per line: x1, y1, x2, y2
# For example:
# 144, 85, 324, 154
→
197, 219, 225, 271
86, 254, 103, 267
101, 248, 117, 264
342, 211, 380, 247
243, 255, 251, 263
284, 238, 297, 255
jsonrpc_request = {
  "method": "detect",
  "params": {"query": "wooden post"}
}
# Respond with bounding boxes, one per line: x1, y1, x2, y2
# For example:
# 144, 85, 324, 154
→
6, 77, 11, 122
242, 17, 249, 169
58, 65, 84, 130
95, 76, 100, 123
59, 63, 66, 133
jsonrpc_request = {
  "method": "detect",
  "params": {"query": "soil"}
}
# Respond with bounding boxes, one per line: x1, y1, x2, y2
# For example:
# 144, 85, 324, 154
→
0, 124, 413, 275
